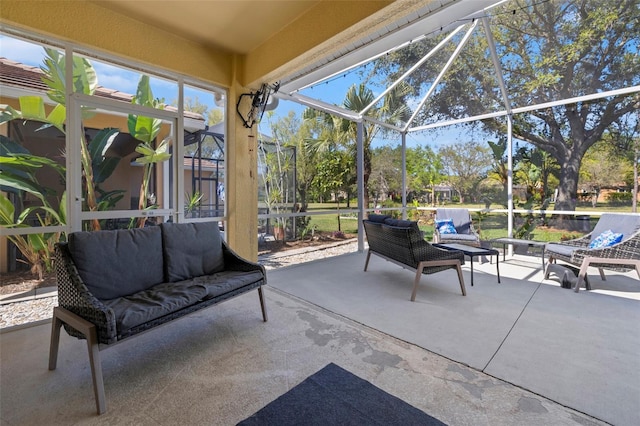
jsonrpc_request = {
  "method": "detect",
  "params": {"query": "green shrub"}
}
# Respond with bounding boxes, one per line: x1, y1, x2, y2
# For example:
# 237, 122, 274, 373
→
606, 192, 633, 204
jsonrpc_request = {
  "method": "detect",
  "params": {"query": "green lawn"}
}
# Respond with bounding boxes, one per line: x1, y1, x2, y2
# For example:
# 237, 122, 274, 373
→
301, 201, 633, 243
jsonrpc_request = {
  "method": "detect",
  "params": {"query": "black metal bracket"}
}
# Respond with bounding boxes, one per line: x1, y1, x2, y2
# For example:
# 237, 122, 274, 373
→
236, 82, 280, 128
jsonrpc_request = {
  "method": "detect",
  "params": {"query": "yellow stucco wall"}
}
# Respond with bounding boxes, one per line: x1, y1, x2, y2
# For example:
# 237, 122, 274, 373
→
0, 0, 234, 87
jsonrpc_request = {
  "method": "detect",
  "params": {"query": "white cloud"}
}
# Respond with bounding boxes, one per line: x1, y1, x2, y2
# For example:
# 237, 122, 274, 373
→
0, 35, 46, 66
1, 34, 209, 110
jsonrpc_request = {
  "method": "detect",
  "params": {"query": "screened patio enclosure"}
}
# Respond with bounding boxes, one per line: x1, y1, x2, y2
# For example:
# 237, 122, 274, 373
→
0, 0, 638, 264
272, 0, 640, 250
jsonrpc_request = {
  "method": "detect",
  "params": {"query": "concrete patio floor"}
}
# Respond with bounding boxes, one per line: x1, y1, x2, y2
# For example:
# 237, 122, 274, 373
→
1, 251, 638, 425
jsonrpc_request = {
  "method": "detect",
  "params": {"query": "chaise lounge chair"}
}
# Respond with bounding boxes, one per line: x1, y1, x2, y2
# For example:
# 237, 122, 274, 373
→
544, 213, 640, 292
433, 208, 481, 247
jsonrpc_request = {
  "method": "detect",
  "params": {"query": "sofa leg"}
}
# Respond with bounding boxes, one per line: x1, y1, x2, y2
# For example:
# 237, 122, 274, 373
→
364, 250, 372, 271
455, 262, 466, 296
86, 328, 106, 414
411, 269, 422, 302
411, 260, 465, 301
49, 307, 106, 414
258, 287, 268, 322
49, 309, 63, 371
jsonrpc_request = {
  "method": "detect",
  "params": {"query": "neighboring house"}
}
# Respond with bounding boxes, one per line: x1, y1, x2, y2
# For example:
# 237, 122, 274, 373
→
0, 57, 224, 272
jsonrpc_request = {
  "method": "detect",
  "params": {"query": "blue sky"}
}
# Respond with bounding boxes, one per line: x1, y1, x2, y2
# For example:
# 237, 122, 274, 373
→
1, 34, 481, 151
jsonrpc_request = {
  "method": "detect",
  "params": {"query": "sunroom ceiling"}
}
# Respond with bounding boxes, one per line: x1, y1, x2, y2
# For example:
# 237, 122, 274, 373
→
91, 0, 322, 54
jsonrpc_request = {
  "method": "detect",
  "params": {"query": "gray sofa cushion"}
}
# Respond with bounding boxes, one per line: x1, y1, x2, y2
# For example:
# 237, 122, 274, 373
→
192, 270, 265, 299
161, 222, 225, 282
103, 280, 208, 335
68, 227, 164, 300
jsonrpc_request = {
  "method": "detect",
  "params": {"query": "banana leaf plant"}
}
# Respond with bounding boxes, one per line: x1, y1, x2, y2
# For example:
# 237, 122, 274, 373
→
0, 138, 67, 279
0, 192, 66, 280
128, 75, 172, 227
0, 48, 124, 231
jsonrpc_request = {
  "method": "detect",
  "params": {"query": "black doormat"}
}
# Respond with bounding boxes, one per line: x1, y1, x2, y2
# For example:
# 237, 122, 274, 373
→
237, 363, 446, 425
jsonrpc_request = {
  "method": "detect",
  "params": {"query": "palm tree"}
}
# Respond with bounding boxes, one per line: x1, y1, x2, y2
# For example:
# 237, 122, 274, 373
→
305, 82, 410, 214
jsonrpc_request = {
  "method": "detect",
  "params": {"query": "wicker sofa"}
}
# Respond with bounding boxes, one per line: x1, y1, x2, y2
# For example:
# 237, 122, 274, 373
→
544, 213, 640, 292
49, 221, 267, 414
363, 214, 466, 301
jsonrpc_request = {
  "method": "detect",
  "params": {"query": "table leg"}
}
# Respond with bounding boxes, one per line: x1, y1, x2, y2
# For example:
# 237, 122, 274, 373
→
496, 252, 500, 283
470, 256, 474, 286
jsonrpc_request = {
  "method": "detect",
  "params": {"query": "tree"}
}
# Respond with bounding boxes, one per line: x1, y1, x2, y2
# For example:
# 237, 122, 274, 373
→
305, 83, 409, 213
263, 111, 318, 213
609, 112, 640, 212
313, 148, 351, 231
579, 139, 633, 207
406, 145, 444, 206
370, 145, 402, 205
439, 141, 492, 203
486, 138, 509, 200
373, 0, 640, 212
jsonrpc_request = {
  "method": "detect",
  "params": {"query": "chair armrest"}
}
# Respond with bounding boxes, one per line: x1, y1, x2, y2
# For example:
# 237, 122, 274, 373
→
54, 243, 118, 344
412, 239, 465, 266
222, 241, 267, 283
570, 232, 640, 264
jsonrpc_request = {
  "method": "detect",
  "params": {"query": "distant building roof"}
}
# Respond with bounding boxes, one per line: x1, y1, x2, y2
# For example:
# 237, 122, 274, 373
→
0, 57, 205, 122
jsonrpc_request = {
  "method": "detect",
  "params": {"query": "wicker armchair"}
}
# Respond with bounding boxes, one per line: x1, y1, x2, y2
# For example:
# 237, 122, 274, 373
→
544, 213, 640, 292
363, 215, 466, 301
433, 208, 481, 247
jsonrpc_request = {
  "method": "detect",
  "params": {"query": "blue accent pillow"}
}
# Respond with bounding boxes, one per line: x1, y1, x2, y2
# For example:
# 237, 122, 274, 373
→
435, 219, 457, 235
589, 229, 623, 249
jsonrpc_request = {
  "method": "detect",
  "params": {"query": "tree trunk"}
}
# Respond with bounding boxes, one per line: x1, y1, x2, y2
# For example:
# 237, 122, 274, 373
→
553, 154, 581, 212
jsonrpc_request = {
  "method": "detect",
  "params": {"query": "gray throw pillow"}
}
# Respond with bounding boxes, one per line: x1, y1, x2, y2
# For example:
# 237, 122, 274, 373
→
68, 226, 164, 300
366, 214, 391, 223
384, 218, 419, 229
161, 221, 225, 282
